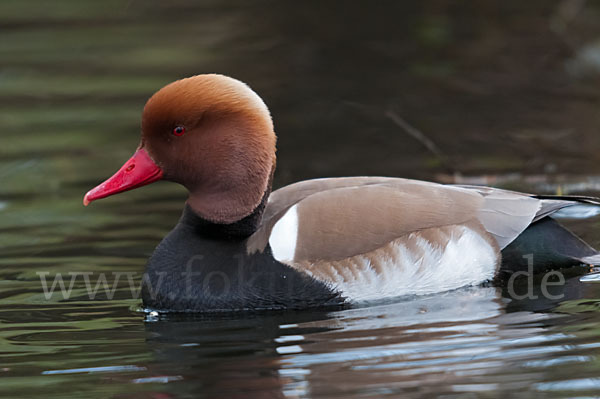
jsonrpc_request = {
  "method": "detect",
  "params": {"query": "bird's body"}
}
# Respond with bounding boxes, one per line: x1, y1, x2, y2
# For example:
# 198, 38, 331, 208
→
84, 74, 600, 312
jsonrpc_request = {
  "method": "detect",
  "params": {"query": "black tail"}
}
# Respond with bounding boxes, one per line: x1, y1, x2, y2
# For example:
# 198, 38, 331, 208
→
500, 217, 599, 274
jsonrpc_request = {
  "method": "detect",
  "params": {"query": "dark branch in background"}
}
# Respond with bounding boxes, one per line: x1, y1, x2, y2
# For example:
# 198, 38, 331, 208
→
384, 110, 444, 160
343, 100, 454, 174
550, 0, 588, 49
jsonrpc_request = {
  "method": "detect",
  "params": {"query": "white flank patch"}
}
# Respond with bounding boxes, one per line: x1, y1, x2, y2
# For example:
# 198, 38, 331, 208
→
326, 226, 498, 302
269, 205, 298, 261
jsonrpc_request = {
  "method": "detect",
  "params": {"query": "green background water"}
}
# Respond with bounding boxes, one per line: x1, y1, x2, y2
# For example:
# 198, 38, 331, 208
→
2, 1, 600, 397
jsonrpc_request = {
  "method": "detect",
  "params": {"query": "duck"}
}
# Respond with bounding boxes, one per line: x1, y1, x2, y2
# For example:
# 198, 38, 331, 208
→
84, 74, 600, 312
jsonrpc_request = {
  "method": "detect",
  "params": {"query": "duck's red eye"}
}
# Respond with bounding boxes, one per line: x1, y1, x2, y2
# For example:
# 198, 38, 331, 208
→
173, 126, 185, 136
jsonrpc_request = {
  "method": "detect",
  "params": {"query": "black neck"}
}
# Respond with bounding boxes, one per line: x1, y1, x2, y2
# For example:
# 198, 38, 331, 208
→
180, 190, 269, 240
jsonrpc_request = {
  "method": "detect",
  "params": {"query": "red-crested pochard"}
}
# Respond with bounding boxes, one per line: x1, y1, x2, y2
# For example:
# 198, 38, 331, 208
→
84, 74, 600, 312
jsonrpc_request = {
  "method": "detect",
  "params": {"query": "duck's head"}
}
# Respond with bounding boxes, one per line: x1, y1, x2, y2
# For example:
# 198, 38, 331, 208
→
83, 74, 277, 224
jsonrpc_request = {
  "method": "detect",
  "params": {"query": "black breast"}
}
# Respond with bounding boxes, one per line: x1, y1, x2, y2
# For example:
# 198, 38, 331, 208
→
142, 205, 344, 312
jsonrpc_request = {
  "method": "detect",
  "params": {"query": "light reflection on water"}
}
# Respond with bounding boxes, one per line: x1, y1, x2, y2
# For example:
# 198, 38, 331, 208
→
3, 265, 600, 398
2, 1, 600, 398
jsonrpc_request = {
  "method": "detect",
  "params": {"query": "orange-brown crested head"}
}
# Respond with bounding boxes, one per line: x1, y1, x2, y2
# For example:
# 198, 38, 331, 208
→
84, 74, 277, 224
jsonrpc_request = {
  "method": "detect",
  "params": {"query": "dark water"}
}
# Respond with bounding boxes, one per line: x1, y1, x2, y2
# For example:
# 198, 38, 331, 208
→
2, 1, 600, 398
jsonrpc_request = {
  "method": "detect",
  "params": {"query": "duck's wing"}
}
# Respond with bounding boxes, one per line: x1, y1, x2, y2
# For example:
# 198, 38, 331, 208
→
247, 178, 555, 300
248, 177, 542, 260
261, 177, 403, 222
457, 184, 600, 225
248, 178, 600, 300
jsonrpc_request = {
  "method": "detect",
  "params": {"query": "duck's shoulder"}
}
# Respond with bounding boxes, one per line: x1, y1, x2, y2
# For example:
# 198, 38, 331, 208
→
142, 213, 344, 311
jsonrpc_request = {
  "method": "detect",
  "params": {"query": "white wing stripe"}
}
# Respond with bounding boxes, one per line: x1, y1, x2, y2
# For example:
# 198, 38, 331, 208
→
269, 204, 299, 262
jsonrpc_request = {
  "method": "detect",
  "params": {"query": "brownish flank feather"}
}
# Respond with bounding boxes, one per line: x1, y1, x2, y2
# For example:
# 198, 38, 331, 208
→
290, 220, 500, 285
